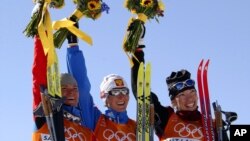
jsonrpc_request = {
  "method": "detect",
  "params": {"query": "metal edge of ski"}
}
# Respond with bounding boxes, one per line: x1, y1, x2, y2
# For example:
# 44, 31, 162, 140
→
197, 59, 214, 141
137, 62, 145, 141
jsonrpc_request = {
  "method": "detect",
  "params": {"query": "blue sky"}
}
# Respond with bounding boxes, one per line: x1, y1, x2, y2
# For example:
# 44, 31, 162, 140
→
0, 0, 249, 140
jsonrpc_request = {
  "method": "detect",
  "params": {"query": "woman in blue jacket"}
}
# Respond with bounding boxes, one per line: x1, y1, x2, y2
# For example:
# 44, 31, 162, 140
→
65, 30, 136, 141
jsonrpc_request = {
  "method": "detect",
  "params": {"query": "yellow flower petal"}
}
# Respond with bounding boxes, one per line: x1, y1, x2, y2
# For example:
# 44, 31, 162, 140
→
158, 0, 165, 11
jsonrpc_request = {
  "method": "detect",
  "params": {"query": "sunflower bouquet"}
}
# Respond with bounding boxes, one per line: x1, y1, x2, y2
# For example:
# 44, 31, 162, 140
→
53, 0, 110, 49
123, 0, 165, 54
23, 0, 64, 38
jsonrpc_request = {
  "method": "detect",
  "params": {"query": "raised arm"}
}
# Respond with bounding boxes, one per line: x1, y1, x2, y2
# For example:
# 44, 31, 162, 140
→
131, 50, 144, 98
129, 23, 173, 137
66, 33, 101, 131
131, 49, 172, 137
32, 36, 47, 128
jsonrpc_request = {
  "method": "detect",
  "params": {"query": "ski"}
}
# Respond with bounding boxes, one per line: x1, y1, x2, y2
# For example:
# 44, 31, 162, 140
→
40, 87, 58, 141
145, 63, 152, 141
47, 51, 61, 98
45, 50, 65, 141
137, 62, 153, 141
197, 59, 215, 141
137, 62, 145, 141
202, 60, 215, 141
213, 101, 223, 141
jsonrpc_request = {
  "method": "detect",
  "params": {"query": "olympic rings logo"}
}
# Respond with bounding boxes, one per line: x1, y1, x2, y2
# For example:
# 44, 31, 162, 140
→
173, 123, 203, 139
103, 129, 136, 141
64, 127, 87, 141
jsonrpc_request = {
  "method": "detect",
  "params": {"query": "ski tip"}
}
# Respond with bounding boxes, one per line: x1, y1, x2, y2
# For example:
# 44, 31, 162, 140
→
204, 59, 210, 71
200, 59, 204, 64
198, 59, 204, 70
205, 59, 210, 65
139, 62, 144, 66
139, 62, 144, 70
146, 62, 151, 68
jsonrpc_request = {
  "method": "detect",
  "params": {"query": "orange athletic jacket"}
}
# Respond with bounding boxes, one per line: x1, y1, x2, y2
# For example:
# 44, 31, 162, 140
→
160, 113, 204, 141
32, 119, 96, 141
94, 115, 136, 141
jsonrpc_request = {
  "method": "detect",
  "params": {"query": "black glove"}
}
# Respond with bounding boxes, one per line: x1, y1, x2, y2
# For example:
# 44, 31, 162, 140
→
33, 86, 64, 117
138, 23, 146, 48
67, 16, 79, 44
127, 19, 146, 49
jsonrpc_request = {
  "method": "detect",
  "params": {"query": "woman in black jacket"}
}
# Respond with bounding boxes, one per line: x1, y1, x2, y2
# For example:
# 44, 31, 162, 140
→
130, 25, 229, 141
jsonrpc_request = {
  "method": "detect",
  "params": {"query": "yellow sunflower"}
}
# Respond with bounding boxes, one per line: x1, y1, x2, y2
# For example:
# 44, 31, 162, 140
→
141, 0, 153, 7
88, 0, 101, 11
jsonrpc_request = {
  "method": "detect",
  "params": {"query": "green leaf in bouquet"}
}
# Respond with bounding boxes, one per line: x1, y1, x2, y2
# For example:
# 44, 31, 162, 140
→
53, 28, 69, 49
124, 0, 165, 21
23, 2, 43, 38
123, 19, 143, 53
53, 0, 110, 49
23, 0, 65, 38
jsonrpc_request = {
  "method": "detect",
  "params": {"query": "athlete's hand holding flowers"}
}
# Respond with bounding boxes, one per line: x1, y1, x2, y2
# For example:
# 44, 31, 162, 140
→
53, 0, 110, 49
123, 0, 165, 55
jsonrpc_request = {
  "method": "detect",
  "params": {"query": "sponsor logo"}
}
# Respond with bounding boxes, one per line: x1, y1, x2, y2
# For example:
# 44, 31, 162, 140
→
114, 79, 124, 87
41, 134, 52, 141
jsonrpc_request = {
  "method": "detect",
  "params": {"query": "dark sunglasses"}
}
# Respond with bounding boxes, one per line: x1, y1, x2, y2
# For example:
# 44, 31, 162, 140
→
170, 79, 195, 91
108, 88, 129, 96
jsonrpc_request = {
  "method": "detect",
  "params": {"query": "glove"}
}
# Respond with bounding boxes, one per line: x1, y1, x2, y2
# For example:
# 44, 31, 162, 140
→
67, 16, 79, 44
33, 86, 64, 117
124, 18, 146, 53
138, 23, 146, 49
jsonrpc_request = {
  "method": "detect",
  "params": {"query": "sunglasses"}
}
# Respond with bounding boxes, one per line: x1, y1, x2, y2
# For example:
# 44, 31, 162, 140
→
170, 79, 195, 91
108, 88, 129, 96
